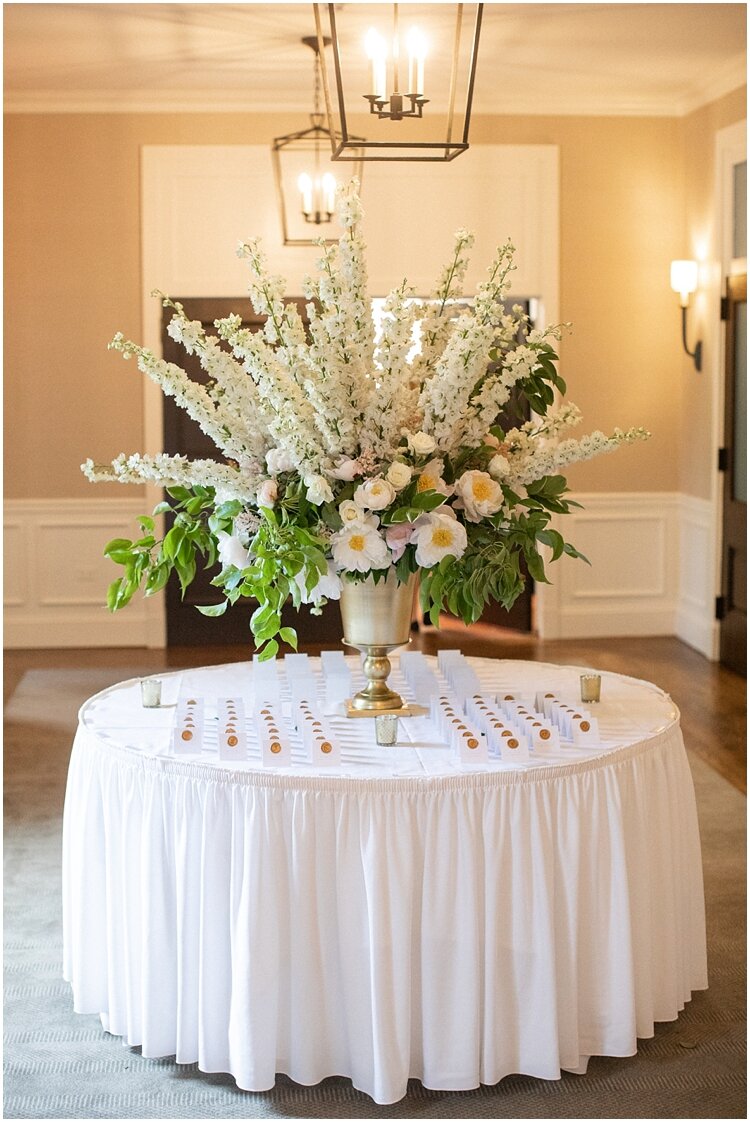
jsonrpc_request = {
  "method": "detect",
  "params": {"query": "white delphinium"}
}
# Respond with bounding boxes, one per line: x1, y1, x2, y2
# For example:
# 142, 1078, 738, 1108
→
418, 242, 517, 453
453, 470, 505, 522
157, 294, 270, 464
411, 228, 476, 384
505, 426, 650, 487
331, 523, 390, 573
413, 509, 468, 568
81, 452, 259, 502
215, 314, 330, 476
108, 335, 251, 463
363, 279, 419, 460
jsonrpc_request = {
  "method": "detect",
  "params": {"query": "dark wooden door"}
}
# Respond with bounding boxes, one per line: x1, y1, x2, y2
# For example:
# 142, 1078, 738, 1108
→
719, 274, 746, 675
161, 297, 343, 647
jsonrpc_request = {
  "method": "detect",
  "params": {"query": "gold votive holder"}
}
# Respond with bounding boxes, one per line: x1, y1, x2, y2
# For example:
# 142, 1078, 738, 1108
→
580, 674, 602, 704
375, 714, 399, 746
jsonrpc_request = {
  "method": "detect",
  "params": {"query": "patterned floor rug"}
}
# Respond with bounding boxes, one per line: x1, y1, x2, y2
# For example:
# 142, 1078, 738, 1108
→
4, 668, 746, 1119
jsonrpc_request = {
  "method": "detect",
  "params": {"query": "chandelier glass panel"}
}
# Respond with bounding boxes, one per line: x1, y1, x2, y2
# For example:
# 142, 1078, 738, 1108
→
313, 2, 483, 162
272, 36, 364, 246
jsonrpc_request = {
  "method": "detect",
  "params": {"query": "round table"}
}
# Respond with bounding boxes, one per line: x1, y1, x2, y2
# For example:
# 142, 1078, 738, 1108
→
62, 657, 707, 1105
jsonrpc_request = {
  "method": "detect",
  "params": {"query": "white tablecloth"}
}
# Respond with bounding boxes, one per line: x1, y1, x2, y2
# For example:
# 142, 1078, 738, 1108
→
62, 657, 707, 1104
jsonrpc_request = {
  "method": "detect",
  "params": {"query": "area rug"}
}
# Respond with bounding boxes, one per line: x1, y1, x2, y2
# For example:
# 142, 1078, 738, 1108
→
4, 669, 746, 1119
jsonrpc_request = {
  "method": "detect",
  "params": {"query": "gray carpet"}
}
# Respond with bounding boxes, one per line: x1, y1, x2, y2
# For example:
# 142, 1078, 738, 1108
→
4, 668, 747, 1119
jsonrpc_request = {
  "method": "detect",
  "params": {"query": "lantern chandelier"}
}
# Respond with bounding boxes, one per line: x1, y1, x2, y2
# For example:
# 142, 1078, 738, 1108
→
271, 36, 364, 246
313, 2, 484, 162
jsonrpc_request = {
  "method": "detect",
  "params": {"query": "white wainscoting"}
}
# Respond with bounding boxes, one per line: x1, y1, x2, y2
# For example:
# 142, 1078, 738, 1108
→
675, 493, 717, 659
4, 498, 151, 648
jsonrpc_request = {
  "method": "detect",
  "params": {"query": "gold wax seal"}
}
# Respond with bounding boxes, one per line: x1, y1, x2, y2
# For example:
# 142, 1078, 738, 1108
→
573, 713, 582, 720
540, 729, 551, 740
227, 735, 238, 747
508, 738, 519, 749
466, 737, 479, 749
260, 709, 270, 715
504, 694, 514, 700
181, 730, 193, 741
501, 730, 512, 738
320, 741, 333, 754
187, 699, 197, 705
545, 693, 554, 698
580, 720, 590, 732
270, 742, 282, 754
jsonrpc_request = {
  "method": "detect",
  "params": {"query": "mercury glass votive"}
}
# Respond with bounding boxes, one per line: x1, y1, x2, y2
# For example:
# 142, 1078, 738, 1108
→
580, 674, 602, 704
375, 714, 399, 746
140, 677, 162, 708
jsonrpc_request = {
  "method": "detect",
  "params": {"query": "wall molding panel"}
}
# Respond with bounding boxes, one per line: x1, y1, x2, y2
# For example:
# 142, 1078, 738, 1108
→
675, 493, 717, 659
4, 498, 150, 648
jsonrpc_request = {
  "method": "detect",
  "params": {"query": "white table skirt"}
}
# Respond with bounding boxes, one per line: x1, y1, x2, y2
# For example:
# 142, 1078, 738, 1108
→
62, 657, 707, 1105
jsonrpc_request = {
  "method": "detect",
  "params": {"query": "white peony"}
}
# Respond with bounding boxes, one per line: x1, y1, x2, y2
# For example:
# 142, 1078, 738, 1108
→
353, 476, 396, 511
488, 453, 510, 480
454, 469, 505, 522
328, 457, 362, 481
413, 511, 468, 568
414, 457, 452, 497
385, 461, 412, 490
256, 479, 278, 508
295, 561, 342, 605
331, 524, 391, 573
305, 475, 334, 505
216, 530, 252, 571
407, 431, 436, 457
265, 447, 296, 475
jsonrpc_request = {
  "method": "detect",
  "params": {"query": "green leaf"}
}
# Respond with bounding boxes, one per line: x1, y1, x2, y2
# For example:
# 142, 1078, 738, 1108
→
162, 525, 185, 561
104, 538, 132, 558
279, 626, 298, 649
257, 638, 279, 661
144, 565, 170, 596
151, 501, 172, 516
106, 578, 123, 612
196, 601, 229, 617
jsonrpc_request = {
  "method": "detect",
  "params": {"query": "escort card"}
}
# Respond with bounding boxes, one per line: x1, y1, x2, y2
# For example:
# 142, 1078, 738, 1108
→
571, 714, 600, 745
320, 650, 348, 675
217, 697, 247, 761
458, 729, 489, 765
172, 697, 204, 755
255, 705, 292, 767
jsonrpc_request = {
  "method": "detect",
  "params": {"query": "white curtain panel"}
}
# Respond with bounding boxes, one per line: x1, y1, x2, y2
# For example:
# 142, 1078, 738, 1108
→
62, 660, 707, 1105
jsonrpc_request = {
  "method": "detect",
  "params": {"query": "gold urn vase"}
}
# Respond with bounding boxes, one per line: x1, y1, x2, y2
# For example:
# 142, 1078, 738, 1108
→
339, 570, 418, 714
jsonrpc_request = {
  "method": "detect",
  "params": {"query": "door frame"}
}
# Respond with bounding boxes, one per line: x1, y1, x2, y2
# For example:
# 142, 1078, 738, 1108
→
710, 120, 747, 659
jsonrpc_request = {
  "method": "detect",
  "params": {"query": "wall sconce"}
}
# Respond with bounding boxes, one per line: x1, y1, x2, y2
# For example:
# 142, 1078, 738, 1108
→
670, 259, 703, 372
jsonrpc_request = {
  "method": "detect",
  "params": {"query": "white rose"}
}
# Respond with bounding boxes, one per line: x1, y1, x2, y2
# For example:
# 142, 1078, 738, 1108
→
328, 457, 362, 481
265, 447, 296, 475
256, 479, 278, 508
488, 453, 510, 480
305, 475, 334, 506
454, 469, 505, 523
407, 431, 436, 457
216, 530, 252, 571
339, 499, 362, 524
353, 476, 396, 511
386, 461, 412, 490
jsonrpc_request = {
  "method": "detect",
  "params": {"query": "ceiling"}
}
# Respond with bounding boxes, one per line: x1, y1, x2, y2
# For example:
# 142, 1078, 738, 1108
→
3, 2, 746, 116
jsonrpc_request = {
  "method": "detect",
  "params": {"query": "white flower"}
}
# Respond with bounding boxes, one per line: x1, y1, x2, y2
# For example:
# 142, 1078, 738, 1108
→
295, 561, 342, 605
386, 461, 412, 490
217, 530, 252, 571
339, 499, 379, 528
406, 431, 436, 457
353, 476, 396, 511
256, 479, 278, 508
331, 524, 391, 573
488, 453, 510, 480
454, 469, 505, 522
328, 457, 362, 481
413, 511, 468, 568
414, 457, 452, 497
266, 447, 296, 475
305, 475, 334, 505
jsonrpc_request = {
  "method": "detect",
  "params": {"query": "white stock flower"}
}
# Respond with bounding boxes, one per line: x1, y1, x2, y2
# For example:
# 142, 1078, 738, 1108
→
488, 453, 511, 480
328, 458, 362, 481
217, 530, 252, 571
353, 476, 396, 511
295, 562, 342, 605
331, 524, 391, 573
305, 475, 334, 505
406, 431, 436, 457
256, 479, 278, 508
454, 470, 505, 522
386, 461, 412, 490
266, 447, 296, 475
413, 511, 468, 568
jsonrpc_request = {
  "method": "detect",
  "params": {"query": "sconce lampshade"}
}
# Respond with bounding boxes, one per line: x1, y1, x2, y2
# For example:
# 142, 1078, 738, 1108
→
670, 260, 699, 303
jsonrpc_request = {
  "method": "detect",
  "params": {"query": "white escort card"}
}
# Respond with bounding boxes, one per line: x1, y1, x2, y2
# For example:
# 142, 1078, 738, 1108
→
172, 697, 204, 755
217, 697, 247, 761
255, 704, 292, 767
253, 657, 281, 705
430, 696, 487, 764
571, 714, 600, 745
296, 701, 341, 766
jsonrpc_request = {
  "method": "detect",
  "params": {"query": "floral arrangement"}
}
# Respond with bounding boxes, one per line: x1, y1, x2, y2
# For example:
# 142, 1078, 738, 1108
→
83, 181, 647, 657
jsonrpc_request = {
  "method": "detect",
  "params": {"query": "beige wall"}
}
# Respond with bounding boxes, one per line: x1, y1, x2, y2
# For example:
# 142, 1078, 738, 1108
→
3, 100, 743, 500
679, 86, 746, 499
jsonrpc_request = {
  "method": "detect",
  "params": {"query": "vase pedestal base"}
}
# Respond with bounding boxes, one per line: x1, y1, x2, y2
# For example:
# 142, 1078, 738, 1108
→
345, 701, 427, 720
